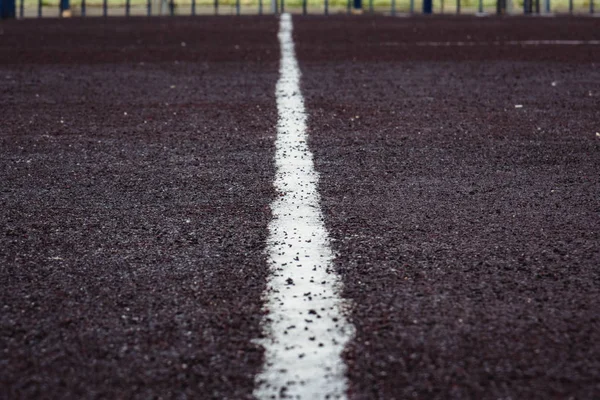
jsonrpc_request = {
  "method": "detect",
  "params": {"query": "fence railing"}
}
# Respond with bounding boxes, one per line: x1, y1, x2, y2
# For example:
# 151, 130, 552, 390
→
1, 0, 596, 18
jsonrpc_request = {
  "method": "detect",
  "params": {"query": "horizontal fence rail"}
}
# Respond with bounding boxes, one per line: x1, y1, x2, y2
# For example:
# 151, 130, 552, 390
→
0, 0, 597, 18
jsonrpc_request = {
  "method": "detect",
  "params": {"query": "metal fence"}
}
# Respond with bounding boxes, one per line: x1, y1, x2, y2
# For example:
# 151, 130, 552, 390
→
1, 0, 596, 18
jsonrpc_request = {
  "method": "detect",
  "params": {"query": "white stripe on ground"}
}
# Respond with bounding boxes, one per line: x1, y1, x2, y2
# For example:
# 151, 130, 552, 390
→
253, 13, 354, 400
382, 40, 600, 47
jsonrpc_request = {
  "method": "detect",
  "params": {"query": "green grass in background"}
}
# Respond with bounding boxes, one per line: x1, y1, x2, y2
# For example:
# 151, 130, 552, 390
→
21, 0, 595, 13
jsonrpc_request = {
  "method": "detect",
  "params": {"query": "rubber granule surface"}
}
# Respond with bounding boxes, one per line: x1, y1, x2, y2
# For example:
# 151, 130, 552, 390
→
1, 14, 600, 400
1, 16, 278, 399
294, 15, 600, 400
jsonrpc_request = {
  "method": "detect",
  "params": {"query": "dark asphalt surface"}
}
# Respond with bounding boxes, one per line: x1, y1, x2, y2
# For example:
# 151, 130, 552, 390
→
1, 14, 599, 400
295, 16, 600, 400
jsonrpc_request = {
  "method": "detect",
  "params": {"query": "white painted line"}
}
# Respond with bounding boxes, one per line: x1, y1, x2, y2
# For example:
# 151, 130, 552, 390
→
253, 13, 354, 400
382, 40, 600, 47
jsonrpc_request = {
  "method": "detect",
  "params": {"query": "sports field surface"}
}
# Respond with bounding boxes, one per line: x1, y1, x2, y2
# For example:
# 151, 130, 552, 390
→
1, 14, 599, 399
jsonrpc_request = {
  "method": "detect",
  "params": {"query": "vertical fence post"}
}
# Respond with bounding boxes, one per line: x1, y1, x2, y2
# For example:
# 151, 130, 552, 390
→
103, 0, 107, 16
544, 0, 549, 12
497, 0, 506, 14
456, 0, 460, 13
147, 0, 151, 15
59, 0, 69, 16
324, 0, 328, 14
369, 0, 373, 12
391, 0, 395, 15
423, 0, 432, 13
478, 0, 482, 12
169, 0, 174, 15
191, 0, 195, 15
591, 0, 594, 13
346, 0, 350, 13
302, 0, 306, 14
410, 0, 414, 13
37, 0, 41, 16
19, 0, 23, 18
214, 0, 218, 15
568, 0, 572, 13
125, 0, 130, 16
535, 0, 539, 13
280, 0, 284, 13
236, 0, 240, 14
259, 0, 262, 14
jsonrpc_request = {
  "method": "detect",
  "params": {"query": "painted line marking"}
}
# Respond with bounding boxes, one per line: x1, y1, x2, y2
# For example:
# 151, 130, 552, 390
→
382, 39, 600, 47
253, 13, 354, 400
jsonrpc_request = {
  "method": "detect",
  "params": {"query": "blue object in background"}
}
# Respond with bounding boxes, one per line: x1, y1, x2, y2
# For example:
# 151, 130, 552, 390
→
1, 0, 16, 18
423, 0, 432, 13
59, 0, 69, 14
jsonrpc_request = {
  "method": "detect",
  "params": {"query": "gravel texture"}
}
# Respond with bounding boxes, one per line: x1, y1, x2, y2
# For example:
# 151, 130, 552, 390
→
2, 14, 600, 400
294, 15, 600, 400
1, 16, 279, 399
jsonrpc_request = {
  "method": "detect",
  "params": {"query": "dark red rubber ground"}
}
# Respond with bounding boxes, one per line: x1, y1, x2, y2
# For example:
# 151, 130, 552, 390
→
1, 17, 279, 399
1, 14, 599, 400
294, 15, 600, 400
